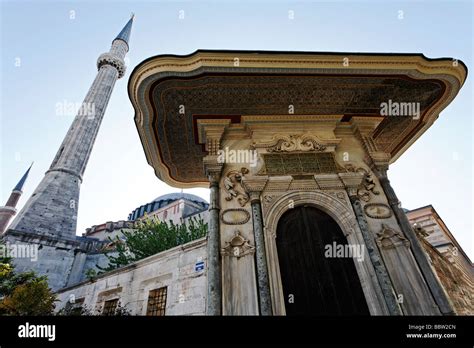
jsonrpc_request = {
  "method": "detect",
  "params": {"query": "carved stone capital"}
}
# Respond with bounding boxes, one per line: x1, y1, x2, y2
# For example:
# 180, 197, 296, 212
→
203, 155, 223, 184
248, 191, 261, 203
242, 176, 268, 194
368, 152, 391, 175
338, 172, 365, 197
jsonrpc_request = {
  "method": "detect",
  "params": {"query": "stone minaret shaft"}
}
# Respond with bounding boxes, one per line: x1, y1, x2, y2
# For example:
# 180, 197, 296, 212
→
8, 17, 133, 240
0, 164, 33, 234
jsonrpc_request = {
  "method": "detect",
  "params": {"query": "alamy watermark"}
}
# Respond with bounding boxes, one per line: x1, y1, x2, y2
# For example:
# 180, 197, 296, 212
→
324, 242, 365, 262
0, 242, 38, 262
55, 100, 96, 119
380, 99, 420, 120
217, 146, 258, 168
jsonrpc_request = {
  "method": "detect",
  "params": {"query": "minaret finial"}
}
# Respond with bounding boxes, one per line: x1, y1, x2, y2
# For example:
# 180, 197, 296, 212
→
14, 162, 33, 192
114, 15, 134, 47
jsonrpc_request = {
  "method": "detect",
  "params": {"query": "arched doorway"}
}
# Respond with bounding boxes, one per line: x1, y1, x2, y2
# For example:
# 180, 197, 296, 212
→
276, 205, 370, 315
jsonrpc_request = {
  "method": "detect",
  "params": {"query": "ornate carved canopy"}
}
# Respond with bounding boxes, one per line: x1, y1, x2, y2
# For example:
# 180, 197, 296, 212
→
128, 50, 466, 188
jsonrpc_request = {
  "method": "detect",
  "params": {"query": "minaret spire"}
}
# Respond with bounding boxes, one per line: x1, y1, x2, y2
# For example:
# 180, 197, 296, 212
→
13, 162, 33, 192
6, 17, 133, 240
0, 163, 33, 234
114, 14, 134, 48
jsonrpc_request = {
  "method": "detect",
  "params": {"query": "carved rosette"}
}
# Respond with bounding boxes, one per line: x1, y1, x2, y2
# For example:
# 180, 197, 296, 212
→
263, 195, 275, 206
221, 230, 255, 258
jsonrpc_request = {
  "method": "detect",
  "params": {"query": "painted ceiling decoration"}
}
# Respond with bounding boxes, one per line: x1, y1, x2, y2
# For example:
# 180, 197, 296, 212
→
129, 50, 467, 188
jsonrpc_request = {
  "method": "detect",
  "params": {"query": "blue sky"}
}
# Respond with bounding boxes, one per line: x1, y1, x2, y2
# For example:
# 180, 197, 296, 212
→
1, 0, 472, 259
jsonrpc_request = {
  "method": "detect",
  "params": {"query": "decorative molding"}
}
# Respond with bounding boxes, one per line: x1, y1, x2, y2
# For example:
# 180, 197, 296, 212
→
314, 174, 345, 190
252, 134, 327, 153
220, 209, 251, 225
221, 230, 255, 258
376, 224, 410, 249
223, 168, 250, 206
97, 53, 126, 78
364, 203, 392, 219
263, 177, 293, 192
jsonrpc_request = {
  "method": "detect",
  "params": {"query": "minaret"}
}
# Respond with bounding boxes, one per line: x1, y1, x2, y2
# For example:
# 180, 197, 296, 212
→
7, 16, 134, 240
0, 164, 33, 234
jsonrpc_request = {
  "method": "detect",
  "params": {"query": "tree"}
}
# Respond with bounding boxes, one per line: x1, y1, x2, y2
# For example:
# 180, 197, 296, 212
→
99, 216, 208, 272
0, 239, 57, 316
0, 278, 56, 315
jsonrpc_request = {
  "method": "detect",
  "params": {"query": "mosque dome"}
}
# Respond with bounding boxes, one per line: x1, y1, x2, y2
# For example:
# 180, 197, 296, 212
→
128, 192, 208, 221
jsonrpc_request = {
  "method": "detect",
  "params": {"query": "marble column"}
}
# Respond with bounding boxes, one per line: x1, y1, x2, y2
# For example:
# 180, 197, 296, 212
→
374, 166, 454, 315
206, 171, 222, 315
346, 190, 402, 315
249, 192, 273, 316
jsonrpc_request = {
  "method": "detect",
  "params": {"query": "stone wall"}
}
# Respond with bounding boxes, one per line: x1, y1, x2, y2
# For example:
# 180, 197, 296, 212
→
418, 235, 473, 315
55, 237, 207, 315
3, 229, 104, 291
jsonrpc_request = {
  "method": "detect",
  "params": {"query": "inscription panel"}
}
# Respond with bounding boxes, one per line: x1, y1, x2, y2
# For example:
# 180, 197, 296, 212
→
259, 153, 339, 175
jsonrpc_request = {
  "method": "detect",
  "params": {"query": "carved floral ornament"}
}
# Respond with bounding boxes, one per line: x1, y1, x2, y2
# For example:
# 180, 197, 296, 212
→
221, 230, 255, 258
251, 134, 331, 153
223, 168, 250, 207
344, 164, 380, 202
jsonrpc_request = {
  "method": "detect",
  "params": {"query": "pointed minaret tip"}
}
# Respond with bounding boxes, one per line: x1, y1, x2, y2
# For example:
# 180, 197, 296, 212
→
114, 15, 134, 47
14, 163, 33, 192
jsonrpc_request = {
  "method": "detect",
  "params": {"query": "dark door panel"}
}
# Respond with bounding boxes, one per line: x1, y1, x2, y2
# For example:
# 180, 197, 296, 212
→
276, 206, 370, 315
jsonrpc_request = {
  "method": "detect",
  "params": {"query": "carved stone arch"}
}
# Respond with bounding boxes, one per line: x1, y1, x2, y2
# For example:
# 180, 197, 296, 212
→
262, 190, 388, 315
264, 190, 358, 239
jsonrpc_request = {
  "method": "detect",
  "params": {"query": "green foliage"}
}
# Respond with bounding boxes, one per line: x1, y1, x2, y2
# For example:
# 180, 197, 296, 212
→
84, 268, 97, 281
0, 277, 56, 316
57, 301, 94, 316
0, 238, 57, 316
99, 216, 208, 272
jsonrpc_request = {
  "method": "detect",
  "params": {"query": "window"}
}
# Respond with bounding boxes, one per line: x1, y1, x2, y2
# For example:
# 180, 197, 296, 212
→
102, 299, 119, 316
66, 297, 85, 315
146, 287, 167, 316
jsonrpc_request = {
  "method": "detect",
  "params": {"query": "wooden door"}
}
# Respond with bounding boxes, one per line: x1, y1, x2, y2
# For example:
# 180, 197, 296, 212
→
276, 205, 369, 315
